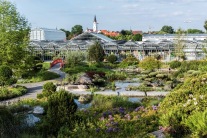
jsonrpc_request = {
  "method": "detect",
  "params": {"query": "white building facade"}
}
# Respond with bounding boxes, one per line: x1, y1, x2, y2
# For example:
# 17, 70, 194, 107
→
30, 28, 66, 41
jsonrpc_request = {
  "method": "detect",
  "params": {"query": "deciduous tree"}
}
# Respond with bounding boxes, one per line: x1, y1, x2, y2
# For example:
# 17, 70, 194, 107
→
0, 0, 33, 77
160, 25, 174, 34
88, 42, 105, 62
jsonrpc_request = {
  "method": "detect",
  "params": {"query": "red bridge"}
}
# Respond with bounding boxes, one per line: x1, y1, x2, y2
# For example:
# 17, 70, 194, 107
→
50, 58, 65, 68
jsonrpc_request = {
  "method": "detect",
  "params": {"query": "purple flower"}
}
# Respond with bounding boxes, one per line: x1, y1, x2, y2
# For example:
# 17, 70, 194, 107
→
106, 127, 113, 133
152, 105, 158, 110
96, 128, 100, 133
113, 127, 119, 132
135, 107, 141, 112
119, 107, 125, 114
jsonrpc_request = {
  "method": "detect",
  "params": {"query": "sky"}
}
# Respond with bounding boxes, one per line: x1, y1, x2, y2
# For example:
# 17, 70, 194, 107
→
9, 0, 207, 32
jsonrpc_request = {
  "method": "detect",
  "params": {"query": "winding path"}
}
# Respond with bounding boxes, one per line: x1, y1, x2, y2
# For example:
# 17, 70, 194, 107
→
0, 63, 65, 105
0, 64, 170, 105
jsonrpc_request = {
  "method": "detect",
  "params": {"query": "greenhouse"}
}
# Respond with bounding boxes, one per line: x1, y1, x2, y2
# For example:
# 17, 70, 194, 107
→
29, 31, 207, 61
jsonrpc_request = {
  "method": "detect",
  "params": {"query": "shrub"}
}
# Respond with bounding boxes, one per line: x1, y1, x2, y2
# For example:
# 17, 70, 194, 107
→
139, 57, 161, 71
169, 61, 181, 69
149, 72, 158, 77
88, 42, 105, 62
156, 74, 166, 78
106, 54, 117, 64
0, 86, 27, 100
106, 72, 127, 81
0, 106, 18, 137
0, 65, 14, 86
66, 51, 86, 67
159, 73, 207, 137
42, 82, 57, 97
40, 90, 77, 136
91, 95, 140, 110
183, 110, 207, 137
119, 55, 139, 68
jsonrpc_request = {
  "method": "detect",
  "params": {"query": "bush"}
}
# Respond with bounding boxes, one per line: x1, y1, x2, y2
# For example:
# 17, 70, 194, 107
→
159, 73, 207, 137
183, 110, 207, 137
106, 54, 117, 64
0, 106, 19, 137
42, 82, 57, 97
66, 51, 86, 67
88, 42, 105, 62
40, 90, 77, 136
119, 55, 139, 68
169, 61, 181, 69
91, 95, 141, 110
0, 86, 27, 100
139, 57, 161, 71
106, 72, 127, 81
0, 65, 14, 86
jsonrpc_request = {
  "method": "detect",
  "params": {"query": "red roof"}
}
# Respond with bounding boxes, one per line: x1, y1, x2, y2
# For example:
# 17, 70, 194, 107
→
132, 31, 142, 35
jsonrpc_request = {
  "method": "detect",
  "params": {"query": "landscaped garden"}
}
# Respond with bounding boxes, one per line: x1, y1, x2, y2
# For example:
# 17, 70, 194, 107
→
1, 1, 207, 137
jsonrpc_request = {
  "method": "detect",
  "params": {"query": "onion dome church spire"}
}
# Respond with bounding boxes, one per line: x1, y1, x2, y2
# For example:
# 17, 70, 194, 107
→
93, 15, 98, 33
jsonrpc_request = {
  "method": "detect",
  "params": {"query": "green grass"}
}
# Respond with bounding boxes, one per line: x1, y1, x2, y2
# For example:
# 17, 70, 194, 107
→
18, 70, 60, 83
42, 62, 51, 70
91, 95, 140, 111
0, 85, 27, 101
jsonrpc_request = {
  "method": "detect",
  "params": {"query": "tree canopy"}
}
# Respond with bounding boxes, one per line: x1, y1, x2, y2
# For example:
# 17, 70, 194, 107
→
0, 0, 33, 77
160, 25, 174, 34
204, 20, 207, 33
88, 42, 105, 62
71, 25, 83, 36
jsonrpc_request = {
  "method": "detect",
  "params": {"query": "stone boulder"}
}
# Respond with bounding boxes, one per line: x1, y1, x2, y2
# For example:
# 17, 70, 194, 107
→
78, 85, 88, 89
33, 106, 44, 115
25, 114, 40, 127
77, 74, 92, 85
78, 95, 92, 103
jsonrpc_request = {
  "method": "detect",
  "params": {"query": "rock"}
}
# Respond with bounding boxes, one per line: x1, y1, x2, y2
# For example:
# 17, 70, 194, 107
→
33, 106, 44, 115
151, 130, 165, 138
116, 87, 121, 90
78, 85, 88, 89
77, 74, 92, 85
25, 114, 40, 127
67, 85, 79, 89
164, 84, 172, 91
78, 95, 91, 103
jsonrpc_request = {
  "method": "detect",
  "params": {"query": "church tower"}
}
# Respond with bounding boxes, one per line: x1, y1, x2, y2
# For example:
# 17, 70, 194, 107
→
93, 15, 98, 33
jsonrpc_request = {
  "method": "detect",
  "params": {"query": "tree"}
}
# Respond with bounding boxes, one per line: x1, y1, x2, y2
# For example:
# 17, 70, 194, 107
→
132, 34, 142, 41
187, 29, 204, 34
66, 51, 86, 67
174, 30, 185, 60
60, 28, 71, 40
0, 0, 33, 77
106, 54, 117, 64
139, 57, 161, 71
88, 42, 105, 62
160, 25, 174, 34
120, 30, 132, 35
71, 25, 83, 36
204, 20, 207, 33
42, 90, 77, 136
0, 65, 16, 86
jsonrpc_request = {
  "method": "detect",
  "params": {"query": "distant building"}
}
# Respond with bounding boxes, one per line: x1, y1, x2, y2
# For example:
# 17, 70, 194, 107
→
100, 30, 120, 37
132, 31, 142, 35
30, 28, 66, 41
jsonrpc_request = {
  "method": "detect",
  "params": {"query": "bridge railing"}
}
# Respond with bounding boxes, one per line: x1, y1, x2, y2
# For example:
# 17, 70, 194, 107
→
50, 58, 65, 68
